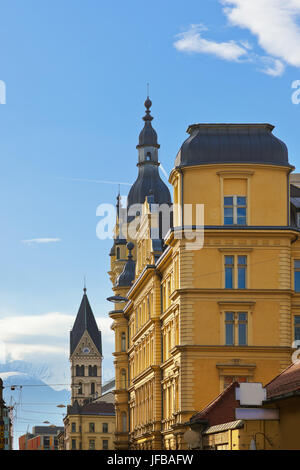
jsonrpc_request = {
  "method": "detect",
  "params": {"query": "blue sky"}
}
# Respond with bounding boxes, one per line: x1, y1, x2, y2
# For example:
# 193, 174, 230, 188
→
1, 0, 300, 393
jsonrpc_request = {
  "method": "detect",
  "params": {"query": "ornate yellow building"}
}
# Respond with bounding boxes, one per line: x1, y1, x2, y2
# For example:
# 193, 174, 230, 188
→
109, 98, 300, 450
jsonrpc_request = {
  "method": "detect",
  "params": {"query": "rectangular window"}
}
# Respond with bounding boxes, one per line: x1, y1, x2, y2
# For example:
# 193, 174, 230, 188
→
224, 196, 247, 225
225, 256, 234, 289
89, 422, 95, 433
238, 313, 248, 345
71, 439, 76, 450
224, 375, 247, 390
71, 422, 76, 433
225, 312, 234, 345
295, 261, 300, 292
103, 423, 108, 433
225, 312, 248, 346
294, 316, 300, 341
89, 439, 95, 450
238, 256, 247, 289
102, 439, 109, 450
225, 255, 247, 289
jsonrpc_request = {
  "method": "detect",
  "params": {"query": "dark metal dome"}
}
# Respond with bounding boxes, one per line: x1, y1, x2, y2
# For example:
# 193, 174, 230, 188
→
175, 124, 290, 168
127, 164, 171, 207
115, 243, 136, 287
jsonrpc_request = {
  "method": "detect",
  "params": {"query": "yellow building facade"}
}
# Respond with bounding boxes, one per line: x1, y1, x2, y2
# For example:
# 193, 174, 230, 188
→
109, 101, 300, 449
64, 401, 115, 450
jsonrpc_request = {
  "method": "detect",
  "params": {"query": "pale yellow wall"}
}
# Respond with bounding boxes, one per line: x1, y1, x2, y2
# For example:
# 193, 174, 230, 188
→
64, 413, 115, 450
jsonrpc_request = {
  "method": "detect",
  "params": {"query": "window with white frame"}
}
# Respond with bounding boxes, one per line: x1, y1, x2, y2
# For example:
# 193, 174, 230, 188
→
224, 196, 247, 225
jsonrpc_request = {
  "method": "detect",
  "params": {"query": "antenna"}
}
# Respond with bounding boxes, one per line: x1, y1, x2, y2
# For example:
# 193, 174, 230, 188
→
83, 276, 87, 293
147, 82, 150, 98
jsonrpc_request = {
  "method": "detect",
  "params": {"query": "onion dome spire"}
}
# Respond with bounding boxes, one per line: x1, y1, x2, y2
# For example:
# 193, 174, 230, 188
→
137, 96, 159, 149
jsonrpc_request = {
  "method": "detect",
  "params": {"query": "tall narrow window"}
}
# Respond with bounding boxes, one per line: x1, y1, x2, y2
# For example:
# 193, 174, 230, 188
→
225, 256, 234, 289
89, 422, 95, 433
89, 440, 95, 450
224, 196, 247, 225
71, 422, 76, 433
102, 440, 109, 450
238, 313, 248, 345
121, 332, 126, 352
103, 423, 108, 433
225, 312, 248, 345
116, 247, 120, 260
76, 365, 84, 377
295, 260, 300, 292
225, 312, 234, 345
71, 439, 76, 450
91, 382, 95, 395
238, 256, 247, 289
78, 382, 83, 395
294, 316, 300, 341
122, 412, 127, 432
121, 369, 126, 389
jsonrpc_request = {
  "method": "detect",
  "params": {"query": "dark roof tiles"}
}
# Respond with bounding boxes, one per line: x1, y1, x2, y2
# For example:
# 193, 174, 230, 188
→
70, 291, 102, 356
266, 360, 300, 399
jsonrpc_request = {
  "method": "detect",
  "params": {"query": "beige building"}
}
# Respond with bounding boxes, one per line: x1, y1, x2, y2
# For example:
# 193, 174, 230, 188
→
64, 400, 115, 450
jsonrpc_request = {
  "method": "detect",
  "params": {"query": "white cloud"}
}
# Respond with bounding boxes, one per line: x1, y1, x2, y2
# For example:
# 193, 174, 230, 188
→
174, 0, 300, 76
174, 24, 248, 61
0, 312, 114, 386
22, 238, 61, 244
222, 0, 300, 67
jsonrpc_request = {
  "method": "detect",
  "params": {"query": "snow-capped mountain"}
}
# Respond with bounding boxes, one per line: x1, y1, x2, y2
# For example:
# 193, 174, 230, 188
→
0, 361, 70, 449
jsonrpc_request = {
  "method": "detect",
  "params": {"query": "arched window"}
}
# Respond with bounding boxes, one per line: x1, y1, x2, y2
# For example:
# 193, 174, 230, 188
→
89, 365, 97, 377
146, 152, 151, 161
120, 369, 126, 389
121, 412, 127, 432
116, 247, 120, 260
121, 332, 126, 352
78, 382, 83, 395
76, 365, 84, 377
91, 382, 95, 395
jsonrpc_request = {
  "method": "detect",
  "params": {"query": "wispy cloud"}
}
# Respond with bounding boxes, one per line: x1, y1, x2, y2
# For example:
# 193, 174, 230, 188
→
174, 23, 249, 61
174, 0, 300, 76
22, 238, 61, 244
60, 177, 132, 186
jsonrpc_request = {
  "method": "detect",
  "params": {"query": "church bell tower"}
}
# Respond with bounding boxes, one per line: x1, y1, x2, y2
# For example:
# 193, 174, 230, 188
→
70, 287, 103, 405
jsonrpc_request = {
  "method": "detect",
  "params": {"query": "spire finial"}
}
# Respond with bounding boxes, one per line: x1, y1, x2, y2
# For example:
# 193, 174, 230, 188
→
127, 242, 134, 260
83, 277, 87, 294
143, 87, 153, 122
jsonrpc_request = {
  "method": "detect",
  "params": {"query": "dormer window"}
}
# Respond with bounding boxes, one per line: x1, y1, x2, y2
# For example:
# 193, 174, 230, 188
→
146, 152, 151, 161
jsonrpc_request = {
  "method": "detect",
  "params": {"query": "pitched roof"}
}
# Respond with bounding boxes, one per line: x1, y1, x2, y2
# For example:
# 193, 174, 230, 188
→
190, 382, 240, 426
70, 290, 102, 356
67, 400, 115, 416
265, 360, 300, 399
